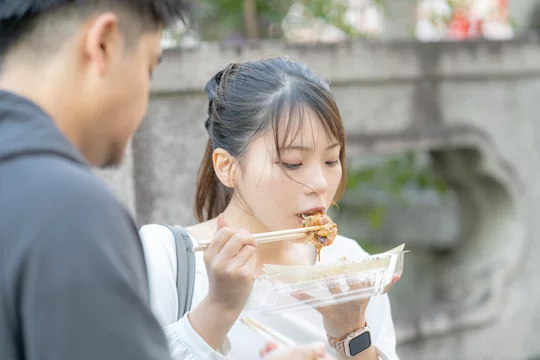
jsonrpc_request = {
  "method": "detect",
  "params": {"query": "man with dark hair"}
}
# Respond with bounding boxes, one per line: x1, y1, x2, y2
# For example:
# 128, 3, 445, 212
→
0, 2, 335, 360
0, 2, 188, 360
0, 0, 187, 167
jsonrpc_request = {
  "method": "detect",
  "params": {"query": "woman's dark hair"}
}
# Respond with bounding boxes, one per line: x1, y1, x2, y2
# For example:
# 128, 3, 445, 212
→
195, 57, 347, 222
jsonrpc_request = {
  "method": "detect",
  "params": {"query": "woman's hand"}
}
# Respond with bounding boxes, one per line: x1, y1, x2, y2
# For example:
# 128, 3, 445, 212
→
187, 215, 257, 349
293, 274, 401, 339
260, 341, 336, 360
203, 215, 257, 313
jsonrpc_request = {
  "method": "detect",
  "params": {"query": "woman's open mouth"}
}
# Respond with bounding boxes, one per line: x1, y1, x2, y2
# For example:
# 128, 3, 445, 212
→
296, 210, 323, 217
295, 211, 323, 223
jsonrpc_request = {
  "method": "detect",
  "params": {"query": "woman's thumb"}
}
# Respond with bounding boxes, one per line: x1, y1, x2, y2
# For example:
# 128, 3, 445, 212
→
293, 342, 328, 358
216, 213, 228, 231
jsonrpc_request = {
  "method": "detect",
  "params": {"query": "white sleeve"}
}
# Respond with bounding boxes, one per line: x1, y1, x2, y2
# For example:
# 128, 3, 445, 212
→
163, 315, 231, 360
372, 294, 400, 360
139, 225, 231, 360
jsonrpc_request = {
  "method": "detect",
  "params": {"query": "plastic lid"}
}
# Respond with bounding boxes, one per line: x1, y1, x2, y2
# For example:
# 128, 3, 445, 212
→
245, 244, 406, 315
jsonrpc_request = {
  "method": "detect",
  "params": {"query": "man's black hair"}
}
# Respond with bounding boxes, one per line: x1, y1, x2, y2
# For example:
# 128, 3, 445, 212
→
0, 0, 190, 58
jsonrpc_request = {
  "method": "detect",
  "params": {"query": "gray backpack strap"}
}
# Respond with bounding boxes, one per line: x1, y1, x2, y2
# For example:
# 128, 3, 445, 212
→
162, 225, 196, 320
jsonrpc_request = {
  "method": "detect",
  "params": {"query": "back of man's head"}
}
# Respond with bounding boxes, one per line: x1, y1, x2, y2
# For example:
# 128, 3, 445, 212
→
0, 1, 189, 168
0, 1, 188, 63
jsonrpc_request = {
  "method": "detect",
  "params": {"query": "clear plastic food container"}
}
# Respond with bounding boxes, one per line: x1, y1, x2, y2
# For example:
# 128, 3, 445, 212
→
245, 244, 406, 315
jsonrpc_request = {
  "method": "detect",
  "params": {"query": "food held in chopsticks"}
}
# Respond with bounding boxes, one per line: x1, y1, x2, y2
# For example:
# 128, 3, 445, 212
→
193, 212, 338, 253
193, 224, 330, 252
299, 211, 338, 261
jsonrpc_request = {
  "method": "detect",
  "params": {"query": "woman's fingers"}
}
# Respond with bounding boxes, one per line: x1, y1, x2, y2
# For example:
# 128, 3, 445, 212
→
259, 341, 280, 358
319, 353, 337, 360
345, 273, 373, 291
227, 242, 257, 270
291, 291, 315, 302
216, 214, 228, 230
216, 230, 256, 262
294, 273, 401, 305
383, 273, 402, 293
325, 276, 342, 296
204, 226, 236, 259
204, 214, 256, 264
261, 342, 331, 360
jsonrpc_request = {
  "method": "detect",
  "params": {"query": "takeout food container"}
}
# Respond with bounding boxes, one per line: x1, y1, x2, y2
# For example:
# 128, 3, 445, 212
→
245, 244, 406, 315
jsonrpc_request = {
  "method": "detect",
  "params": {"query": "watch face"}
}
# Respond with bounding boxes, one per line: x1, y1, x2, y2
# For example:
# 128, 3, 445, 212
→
349, 331, 371, 356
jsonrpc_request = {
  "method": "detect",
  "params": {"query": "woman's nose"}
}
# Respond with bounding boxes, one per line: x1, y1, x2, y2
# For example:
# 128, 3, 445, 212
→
304, 166, 328, 195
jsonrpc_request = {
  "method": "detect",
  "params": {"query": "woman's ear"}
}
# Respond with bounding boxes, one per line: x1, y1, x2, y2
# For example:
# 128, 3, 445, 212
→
213, 148, 237, 188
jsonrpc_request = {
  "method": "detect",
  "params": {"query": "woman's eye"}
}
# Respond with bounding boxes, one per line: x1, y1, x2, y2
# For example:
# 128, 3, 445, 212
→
326, 160, 340, 167
280, 162, 301, 170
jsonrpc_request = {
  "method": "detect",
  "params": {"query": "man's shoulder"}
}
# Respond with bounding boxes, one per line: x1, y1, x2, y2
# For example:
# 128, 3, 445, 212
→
2, 153, 123, 212
0, 154, 138, 254
36, 158, 136, 237
0, 152, 147, 292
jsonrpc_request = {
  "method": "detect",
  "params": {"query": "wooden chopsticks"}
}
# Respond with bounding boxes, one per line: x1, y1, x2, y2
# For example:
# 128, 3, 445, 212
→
193, 225, 326, 252
240, 317, 297, 347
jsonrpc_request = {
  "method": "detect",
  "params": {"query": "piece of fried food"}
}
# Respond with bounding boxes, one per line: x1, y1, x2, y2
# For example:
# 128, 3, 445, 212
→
302, 211, 338, 261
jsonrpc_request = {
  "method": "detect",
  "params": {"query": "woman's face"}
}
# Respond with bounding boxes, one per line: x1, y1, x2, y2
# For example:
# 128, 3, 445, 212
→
234, 111, 343, 231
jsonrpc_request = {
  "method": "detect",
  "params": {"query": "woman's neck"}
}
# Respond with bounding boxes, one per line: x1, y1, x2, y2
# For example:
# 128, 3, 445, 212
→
221, 201, 270, 235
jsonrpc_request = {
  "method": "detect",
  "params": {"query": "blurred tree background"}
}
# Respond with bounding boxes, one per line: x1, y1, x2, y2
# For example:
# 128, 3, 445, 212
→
163, 0, 387, 45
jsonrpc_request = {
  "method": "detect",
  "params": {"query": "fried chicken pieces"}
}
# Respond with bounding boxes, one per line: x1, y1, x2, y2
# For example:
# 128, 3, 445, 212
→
301, 211, 338, 261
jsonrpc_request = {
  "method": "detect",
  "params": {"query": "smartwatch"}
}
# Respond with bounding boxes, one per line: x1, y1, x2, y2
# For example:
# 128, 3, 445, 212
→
327, 323, 372, 357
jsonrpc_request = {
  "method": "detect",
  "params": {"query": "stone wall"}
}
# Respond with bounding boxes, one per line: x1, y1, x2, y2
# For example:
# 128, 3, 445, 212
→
98, 35, 540, 360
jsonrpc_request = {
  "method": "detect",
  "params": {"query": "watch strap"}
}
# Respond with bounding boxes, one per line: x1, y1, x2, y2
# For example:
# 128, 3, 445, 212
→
327, 323, 370, 356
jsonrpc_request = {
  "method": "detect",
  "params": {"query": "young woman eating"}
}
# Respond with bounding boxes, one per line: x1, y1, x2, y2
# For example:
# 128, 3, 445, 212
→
140, 57, 400, 360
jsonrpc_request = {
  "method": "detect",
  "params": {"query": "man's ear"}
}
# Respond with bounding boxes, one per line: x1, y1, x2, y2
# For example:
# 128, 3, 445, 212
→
83, 12, 122, 76
213, 148, 237, 188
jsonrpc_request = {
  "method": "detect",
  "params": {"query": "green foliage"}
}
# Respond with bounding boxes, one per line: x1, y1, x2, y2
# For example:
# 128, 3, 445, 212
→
189, 0, 293, 41
346, 152, 448, 207
182, 0, 386, 41
300, 0, 359, 36
339, 151, 449, 250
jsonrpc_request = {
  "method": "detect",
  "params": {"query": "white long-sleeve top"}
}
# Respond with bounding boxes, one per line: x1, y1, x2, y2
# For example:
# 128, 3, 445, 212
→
139, 224, 400, 360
